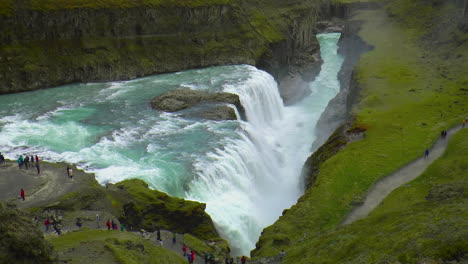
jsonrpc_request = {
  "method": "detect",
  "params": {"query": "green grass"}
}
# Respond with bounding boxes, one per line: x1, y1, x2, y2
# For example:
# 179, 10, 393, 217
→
183, 233, 214, 255
280, 129, 467, 263
28, 0, 235, 10
253, 0, 468, 259
48, 229, 187, 264
0, 0, 13, 16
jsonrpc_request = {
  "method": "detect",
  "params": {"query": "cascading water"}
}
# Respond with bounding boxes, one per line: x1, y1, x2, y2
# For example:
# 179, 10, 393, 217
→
0, 33, 343, 255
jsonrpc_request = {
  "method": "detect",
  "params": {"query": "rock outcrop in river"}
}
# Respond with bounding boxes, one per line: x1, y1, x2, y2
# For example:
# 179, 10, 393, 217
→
151, 88, 243, 120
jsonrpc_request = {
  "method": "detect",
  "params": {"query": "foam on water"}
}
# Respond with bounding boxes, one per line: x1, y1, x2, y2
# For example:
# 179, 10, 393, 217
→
0, 33, 343, 256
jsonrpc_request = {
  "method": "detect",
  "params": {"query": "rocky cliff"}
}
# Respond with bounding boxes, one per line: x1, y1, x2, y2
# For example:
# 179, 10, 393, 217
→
0, 0, 329, 94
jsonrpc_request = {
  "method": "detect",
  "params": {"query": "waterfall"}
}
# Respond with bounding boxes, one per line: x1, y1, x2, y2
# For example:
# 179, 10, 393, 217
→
187, 67, 301, 255
187, 33, 344, 256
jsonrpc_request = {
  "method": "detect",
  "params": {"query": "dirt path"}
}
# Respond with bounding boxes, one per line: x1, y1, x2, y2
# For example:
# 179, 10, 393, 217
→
0, 160, 92, 208
342, 126, 463, 225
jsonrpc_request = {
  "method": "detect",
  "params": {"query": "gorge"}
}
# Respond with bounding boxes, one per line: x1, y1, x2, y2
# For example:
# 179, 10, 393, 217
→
0, 32, 343, 255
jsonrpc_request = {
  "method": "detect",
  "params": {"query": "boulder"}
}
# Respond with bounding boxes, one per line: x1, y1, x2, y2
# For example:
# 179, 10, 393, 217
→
196, 105, 238, 121
151, 88, 244, 120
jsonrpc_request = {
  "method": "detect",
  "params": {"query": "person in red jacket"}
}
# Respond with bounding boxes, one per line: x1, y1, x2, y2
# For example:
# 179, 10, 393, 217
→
182, 244, 187, 256
20, 188, 25, 201
106, 219, 111, 230
241, 256, 247, 264
190, 250, 195, 263
44, 218, 51, 232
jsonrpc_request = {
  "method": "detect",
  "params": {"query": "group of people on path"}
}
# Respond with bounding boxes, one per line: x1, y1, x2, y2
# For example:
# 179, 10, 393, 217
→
182, 244, 197, 263
43, 215, 63, 235
105, 219, 125, 231
424, 118, 466, 159
17, 154, 41, 174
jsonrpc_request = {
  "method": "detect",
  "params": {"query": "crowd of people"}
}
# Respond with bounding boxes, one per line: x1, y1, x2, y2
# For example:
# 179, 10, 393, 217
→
16, 154, 41, 174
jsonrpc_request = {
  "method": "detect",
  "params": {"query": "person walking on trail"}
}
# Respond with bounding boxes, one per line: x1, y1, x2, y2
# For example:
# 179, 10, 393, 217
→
424, 149, 430, 159
187, 253, 192, 264
172, 232, 177, 244
17, 155, 23, 169
157, 228, 161, 241
35, 155, 39, 163
0, 152, 5, 165
120, 223, 125, 231
30, 155, 34, 166
190, 250, 195, 263
463, 119, 467, 128
44, 218, 51, 232
441, 130, 447, 139
106, 219, 111, 230
20, 188, 25, 201
36, 161, 40, 175
24, 155, 30, 170
182, 244, 188, 256
241, 256, 247, 264
67, 166, 74, 179
96, 214, 101, 228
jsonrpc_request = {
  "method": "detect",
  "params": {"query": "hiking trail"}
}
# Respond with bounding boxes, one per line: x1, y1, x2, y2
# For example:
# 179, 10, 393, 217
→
343, 126, 463, 225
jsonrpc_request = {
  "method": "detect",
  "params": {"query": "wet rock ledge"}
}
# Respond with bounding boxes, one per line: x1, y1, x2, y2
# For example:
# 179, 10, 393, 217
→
151, 88, 245, 121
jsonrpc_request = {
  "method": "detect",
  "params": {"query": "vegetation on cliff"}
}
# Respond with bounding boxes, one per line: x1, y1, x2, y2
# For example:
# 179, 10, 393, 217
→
48, 229, 187, 264
0, 202, 55, 263
0, 0, 327, 93
253, 0, 467, 262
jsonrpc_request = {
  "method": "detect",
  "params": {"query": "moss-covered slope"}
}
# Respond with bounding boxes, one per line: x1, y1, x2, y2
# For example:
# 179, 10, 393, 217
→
253, 0, 468, 261
0, 202, 55, 263
38, 174, 219, 241
0, 0, 327, 94
112, 179, 218, 240
48, 229, 187, 264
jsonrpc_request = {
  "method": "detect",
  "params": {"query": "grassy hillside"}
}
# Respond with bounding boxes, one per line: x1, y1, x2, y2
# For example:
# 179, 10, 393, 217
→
280, 129, 467, 263
0, 202, 55, 263
48, 229, 187, 263
253, 0, 468, 261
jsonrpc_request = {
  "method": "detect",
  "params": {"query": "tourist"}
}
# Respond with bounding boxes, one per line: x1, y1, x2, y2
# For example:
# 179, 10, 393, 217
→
190, 250, 195, 263
76, 218, 83, 228
120, 223, 125, 231
30, 155, 34, 166
96, 214, 100, 228
44, 218, 51, 232
187, 253, 192, 263
106, 219, 111, 230
36, 161, 40, 175
68, 166, 73, 179
17, 155, 23, 169
424, 149, 430, 159
111, 220, 118, 230
24, 155, 30, 170
182, 244, 187, 256
35, 155, 39, 163
241, 256, 247, 264
157, 228, 161, 241
172, 232, 176, 244
463, 119, 467, 128
0, 152, 5, 164
20, 188, 25, 201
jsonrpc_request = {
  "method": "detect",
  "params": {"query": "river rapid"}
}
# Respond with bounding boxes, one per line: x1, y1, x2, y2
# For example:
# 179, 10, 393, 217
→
0, 33, 343, 255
